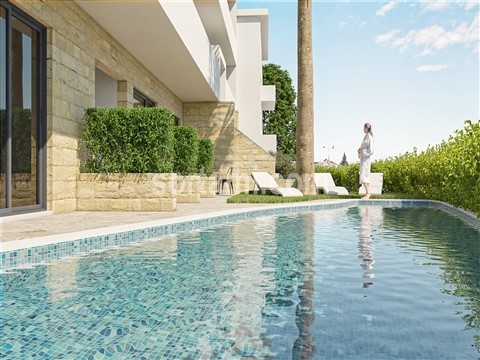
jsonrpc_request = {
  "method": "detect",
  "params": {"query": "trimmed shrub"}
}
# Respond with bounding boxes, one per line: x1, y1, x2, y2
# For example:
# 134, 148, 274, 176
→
81, 107, 175, 173
197, 138, 214, 176
274, 150, 296, 178
374, 120, 479, 216
173, 126, 199, 175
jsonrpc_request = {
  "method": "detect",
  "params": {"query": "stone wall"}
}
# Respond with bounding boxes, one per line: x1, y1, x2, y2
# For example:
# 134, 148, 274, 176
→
8, 1, 276, 213
176, 175, 216, 203
77, 173, 177, 211
234, 130, 275, 193
183, 102, 237, 175
10, 0, 183, 213
183, 102, 275, 194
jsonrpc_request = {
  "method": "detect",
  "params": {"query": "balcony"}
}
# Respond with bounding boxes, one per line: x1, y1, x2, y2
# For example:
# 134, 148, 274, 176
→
261, 85, 276, 111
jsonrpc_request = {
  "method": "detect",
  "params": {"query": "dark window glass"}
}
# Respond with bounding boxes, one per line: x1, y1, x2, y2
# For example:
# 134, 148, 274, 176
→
133, 89, 155, 107
0, 7, 6, 208
1, 3, 45, 214
11, 15, 38, 207
11, 17, 39, 207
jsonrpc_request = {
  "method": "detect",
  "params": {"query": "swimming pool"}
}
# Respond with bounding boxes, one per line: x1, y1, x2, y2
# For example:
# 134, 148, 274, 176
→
1, 203, 479, 359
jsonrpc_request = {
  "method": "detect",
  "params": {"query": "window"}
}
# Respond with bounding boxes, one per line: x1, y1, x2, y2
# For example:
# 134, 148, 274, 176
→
133, 89, 155, 107
0, 2, 46, 215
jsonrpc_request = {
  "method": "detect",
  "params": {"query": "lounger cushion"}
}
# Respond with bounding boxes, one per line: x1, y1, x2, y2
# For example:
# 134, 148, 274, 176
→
314, 173, 349, 195
251, 172, 303, 197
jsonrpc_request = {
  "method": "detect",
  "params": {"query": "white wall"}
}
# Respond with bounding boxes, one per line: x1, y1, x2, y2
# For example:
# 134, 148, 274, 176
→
161, 0, 223, 100
95, 68, 117, 107
236, 13, 276, 152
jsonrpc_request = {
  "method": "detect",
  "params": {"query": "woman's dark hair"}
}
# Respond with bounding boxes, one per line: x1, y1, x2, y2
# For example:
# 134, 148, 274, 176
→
364, 122, 373, 136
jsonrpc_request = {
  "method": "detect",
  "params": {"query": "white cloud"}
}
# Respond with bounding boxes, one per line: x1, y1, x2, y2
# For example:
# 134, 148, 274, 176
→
391, 29, 416, 52
417, 64, 449, 72
417, 48, 434, 56
420, 0, 479, 11
376, 1, 398, 16
338, 15, 366, 29
458, 1, 480, 11
375, 29, 400, 43
420, 0, 450, 12
376, 12, 480, 55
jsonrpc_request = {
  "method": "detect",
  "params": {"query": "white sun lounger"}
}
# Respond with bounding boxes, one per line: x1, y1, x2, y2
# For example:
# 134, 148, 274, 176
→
314, 173, 349, 195
359, 172, 383, 195
251, 172, 303, 197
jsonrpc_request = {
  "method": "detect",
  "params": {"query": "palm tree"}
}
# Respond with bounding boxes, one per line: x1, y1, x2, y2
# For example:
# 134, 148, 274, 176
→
296, 0, 316, 195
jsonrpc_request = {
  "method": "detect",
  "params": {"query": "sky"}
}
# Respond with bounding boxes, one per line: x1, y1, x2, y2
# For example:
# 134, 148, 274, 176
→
238, 0, 479, 164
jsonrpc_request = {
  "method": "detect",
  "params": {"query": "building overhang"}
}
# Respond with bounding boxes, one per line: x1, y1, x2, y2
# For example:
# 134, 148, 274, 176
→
74, 0, 218, 102
237, 8, 269, 60
194, 0, 237, 66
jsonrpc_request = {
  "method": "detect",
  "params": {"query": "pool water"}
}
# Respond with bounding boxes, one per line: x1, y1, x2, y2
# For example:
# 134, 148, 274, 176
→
1, 206, 479, 359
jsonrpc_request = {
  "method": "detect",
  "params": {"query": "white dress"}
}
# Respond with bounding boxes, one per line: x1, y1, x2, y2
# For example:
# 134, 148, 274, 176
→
359, 133, 374, 184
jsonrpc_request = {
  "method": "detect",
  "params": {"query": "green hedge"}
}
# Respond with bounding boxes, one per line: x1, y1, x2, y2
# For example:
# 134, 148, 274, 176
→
198, 138, 214, 176
173, 126, 199, 175
81, 108, 215, 176
316, 120, 479, 216
375, 120, 479, 216
81, 107, 175, 173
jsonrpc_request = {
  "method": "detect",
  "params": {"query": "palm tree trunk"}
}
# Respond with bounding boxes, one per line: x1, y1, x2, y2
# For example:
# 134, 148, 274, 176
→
296, 0, 316, 195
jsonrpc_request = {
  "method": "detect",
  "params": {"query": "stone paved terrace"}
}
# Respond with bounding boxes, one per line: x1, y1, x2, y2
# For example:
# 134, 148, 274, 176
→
0, 196, 279, 244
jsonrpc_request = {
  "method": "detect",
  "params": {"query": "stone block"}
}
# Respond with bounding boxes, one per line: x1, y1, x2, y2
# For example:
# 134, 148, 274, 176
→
199, 177, 216, 198
64, 199, 77, 213
176, 193, 200, 203
77, 182, 94, 199
159, 198, 176, 212
137, 199, 159, 211
76, 173, 177, 211
51, 199, 67, 213
95, 182, 121, 198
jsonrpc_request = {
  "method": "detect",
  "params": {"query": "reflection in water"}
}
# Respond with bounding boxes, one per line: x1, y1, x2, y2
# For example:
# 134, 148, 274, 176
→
358, 206, 384, 288
292, 213, 316, 360
261, 213, 316, 359
358, 206, 375, 288
2, 207, 478, 359
225, 218, 276, 356
382, 207, 480, 352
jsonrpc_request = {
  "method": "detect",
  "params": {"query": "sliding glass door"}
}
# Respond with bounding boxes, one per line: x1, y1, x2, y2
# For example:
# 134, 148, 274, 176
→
0, 2, 46, 215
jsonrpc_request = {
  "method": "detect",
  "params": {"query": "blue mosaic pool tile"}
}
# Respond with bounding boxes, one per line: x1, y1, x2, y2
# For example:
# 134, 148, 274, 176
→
1, 200, 478, 270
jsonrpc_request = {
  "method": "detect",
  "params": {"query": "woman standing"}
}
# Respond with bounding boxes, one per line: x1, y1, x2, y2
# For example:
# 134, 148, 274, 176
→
358, 123, 374, 199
